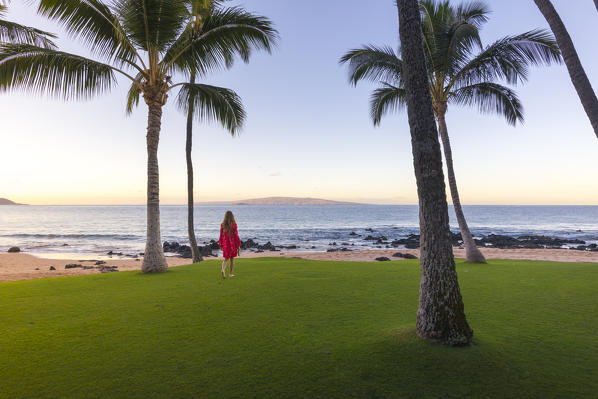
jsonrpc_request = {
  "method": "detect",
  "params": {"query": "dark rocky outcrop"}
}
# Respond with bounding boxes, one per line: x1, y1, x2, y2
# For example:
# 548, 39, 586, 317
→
375, 257, 391, 261
95, 261, 106, 265
391, 234, 420, 249
65, 264, 82, 269
164, 241, 215, 258
7, 247, 20, 253
364, 235, 387, 241
99, 266, 118, 273
49, 266, 56, 271
474, 234, 586, 249
327, 248, 351, 252
392, 252, 418, 259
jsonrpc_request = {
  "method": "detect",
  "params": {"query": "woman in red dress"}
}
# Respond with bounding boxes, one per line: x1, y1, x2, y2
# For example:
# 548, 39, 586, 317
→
219, 210, 241, 279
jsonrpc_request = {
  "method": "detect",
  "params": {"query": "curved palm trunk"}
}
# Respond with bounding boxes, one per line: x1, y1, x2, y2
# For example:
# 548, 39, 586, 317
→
436, 108, 486, 263
142, 100, 169, 273
594, 0, 598, 14
534, 0, 598, 139
397, 0, 473, 346
186, 72, 203, 263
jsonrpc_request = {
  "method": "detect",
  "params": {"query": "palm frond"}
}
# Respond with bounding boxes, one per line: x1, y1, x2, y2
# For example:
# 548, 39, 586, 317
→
163, 6, 277, 76
0, 43, 116, 99
36, 0, 139, 68
370, 82, 407, 126
176, 82, 245, 134
450, 82, 523, 125
451, 29, 561, 89
419, 0, 486, 79
115, 0, 189, 51
0, 17, 57, 48
340, 46, 402, 86
125, 71, 144, 114
454, 1, 489, 28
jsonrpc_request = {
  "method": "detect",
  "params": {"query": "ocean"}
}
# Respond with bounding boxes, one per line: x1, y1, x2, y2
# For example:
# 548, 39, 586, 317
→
1, 205, 597, 257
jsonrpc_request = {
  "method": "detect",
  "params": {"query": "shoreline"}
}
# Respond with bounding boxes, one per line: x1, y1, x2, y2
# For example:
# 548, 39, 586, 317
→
3, 247, 598, 283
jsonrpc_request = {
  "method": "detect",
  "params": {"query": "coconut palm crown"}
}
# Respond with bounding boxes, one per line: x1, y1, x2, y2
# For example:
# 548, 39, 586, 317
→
341, 0, 561, 263
0, 0, 277, 273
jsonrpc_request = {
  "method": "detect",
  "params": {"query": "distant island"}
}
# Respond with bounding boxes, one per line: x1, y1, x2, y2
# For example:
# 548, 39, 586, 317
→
231, 197, 362, 206
0, 198, 27, 205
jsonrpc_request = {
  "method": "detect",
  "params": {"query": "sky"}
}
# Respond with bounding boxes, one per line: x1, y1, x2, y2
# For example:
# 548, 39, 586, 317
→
1, 0, 597, 205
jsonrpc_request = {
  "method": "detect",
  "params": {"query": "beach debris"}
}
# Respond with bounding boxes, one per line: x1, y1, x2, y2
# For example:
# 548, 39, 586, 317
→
49, 266, 56, 271
392, 252, 418, 259
65, 264, 83, 269
375, 257, 391, 262
7, 247, 20, 253
95, 261, 106, 265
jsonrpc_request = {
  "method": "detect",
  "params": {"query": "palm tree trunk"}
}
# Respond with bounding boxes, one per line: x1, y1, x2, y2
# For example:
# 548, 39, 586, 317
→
397, 0, 473, 346
186, 72, 203, 263
436, 107, 486, 263
534, 0, 598, 139
594, 0, 598, 13
142, 100, 169, 273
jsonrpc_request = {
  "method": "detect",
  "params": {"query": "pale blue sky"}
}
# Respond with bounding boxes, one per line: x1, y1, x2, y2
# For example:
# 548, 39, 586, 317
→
1, 0, 597, 205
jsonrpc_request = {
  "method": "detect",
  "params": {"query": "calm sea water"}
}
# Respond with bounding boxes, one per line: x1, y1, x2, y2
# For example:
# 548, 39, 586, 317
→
1, 205, 597, 256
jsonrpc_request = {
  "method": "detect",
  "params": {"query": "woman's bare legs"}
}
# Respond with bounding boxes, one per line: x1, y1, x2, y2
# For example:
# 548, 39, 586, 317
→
221, 258, 228, 279
229, 258, 235, 277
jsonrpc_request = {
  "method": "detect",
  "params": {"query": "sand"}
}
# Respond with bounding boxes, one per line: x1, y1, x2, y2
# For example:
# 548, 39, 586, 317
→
2, 247, 598, 283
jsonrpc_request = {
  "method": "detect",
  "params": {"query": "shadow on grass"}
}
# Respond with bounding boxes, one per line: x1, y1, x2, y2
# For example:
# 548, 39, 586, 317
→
324, 326, 534, 399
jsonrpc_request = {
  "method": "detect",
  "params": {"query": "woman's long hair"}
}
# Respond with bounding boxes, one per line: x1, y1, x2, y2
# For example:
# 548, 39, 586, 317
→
222, 210, 236, 233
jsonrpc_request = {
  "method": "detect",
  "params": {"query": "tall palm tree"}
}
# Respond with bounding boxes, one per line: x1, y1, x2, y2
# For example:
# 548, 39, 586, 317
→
176, 0, 266, 263
341, 0, 560, 263
534, 0, 598, 139
0, 0, 275, 273
396, 0, 472, 346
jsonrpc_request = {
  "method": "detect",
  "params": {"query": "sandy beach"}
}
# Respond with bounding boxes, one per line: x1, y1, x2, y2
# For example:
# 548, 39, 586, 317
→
2, 247, 598, 283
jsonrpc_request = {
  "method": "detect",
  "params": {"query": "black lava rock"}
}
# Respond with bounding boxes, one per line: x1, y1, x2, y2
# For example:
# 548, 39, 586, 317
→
392, 252, 418, 259
7, 247, 20, 253
375, 257, 391, 262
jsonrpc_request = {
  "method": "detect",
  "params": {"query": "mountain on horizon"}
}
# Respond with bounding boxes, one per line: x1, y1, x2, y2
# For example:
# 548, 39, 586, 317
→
0, 198, 27, 205
231, 196, 362, 205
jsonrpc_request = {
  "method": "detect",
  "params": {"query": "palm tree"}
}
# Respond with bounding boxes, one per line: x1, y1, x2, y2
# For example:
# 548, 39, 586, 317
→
533, 0, 598, 140
0, 0, 275, 273
341, 0, 561, 263
396, 0, 472, 346
176, 1, 260, 263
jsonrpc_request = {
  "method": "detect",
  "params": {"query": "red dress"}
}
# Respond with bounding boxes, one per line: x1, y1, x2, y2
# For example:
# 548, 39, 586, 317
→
219, 223, 241, 259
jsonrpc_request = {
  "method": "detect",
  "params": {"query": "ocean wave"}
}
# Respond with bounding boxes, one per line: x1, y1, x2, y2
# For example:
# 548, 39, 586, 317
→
0, 233, 141, 240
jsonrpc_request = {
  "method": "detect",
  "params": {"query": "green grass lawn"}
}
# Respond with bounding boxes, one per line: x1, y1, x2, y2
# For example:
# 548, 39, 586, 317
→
1, 258, 597, 398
